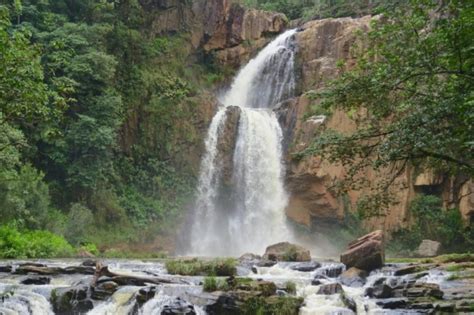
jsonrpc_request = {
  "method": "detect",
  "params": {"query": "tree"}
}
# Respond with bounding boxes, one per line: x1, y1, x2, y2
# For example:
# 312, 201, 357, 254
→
302, 0, 474, 215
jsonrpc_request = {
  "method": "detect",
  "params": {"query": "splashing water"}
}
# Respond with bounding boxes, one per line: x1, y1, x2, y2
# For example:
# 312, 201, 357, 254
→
188, 30, 297, 256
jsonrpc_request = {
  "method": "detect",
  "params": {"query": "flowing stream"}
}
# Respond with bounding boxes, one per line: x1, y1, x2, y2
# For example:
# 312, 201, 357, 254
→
188, 29, 298, 256
0, 259, 457, 314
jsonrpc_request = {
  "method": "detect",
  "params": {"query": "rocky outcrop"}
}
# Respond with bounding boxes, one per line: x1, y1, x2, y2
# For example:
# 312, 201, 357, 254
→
140, 0, 287, 67
340, 230, 384, 272
263, 242, 311, 262
216, 106, 241, 186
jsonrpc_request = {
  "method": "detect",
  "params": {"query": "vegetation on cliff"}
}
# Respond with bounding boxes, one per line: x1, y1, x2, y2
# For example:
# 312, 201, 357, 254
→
243, 0, 401, 20
0, 0, 219, 255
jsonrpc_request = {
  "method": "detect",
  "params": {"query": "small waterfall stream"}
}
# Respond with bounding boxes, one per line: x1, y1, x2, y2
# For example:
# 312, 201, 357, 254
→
188, 30, 298, 256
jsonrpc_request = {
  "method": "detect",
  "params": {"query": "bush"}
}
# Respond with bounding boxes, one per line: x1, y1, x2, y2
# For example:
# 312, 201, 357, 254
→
0, 225, 74, 258
388, 195, 471, 254
165, 258, 237, 276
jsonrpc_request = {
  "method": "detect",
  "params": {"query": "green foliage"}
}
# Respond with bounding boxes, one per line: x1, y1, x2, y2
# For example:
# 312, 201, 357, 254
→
0, 225, 74, 258
242, 296, 303, 315
242, 0, 401, 20
301, 0, 474, 214
203, 276, 231, 292
388, 195, 472, 253
165, 258, 237, 276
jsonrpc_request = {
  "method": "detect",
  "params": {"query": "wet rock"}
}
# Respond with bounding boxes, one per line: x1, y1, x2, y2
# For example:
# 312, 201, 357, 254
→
91, 281, 118, 300
290, 261, 321, 272
130, 286, 158, 314
0, 265, 12, 273
417, 240, 441, 257
317, 283, 343, 295
21, 276, 51, 285
311, 279, 323, 286
239, 253, 261, 261
51, 285, 94, 315
81, 259, 97, 267
393, 264, 432, 276
376, 298, 408, 309
341, 291, 357, 312
15, 265, 64, 275
339, 267, 367, 287
392, 283, 444, 300
161, 298, 196, 315
256, 260, 277, 267
64, 265, 95, 275
340, 230, 384, 272
263, 242, 311, 262
320, 265, 344, 278
365, 283, 392, 299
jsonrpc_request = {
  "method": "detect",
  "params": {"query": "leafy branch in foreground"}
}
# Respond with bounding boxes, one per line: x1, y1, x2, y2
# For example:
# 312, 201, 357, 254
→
300, 0, 474, 216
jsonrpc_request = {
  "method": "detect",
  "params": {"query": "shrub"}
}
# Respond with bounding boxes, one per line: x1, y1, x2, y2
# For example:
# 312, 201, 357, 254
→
165, 258, 237, 276
388, 195, 471, 254
0, 225, 74, 258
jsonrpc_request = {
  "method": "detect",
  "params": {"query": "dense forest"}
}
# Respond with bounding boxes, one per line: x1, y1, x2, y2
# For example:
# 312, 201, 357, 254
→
0, 0, 473, 259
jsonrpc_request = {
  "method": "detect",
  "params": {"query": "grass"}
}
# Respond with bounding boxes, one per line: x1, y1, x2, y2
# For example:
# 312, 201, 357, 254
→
446, 271, 474, 281
203, 276, 232, 292
165, 258, 237, 276
386, 257, 434, 264
444, 262, 474, 272
285, 281, 297, 295
242, 296, 304, 315
438, 253, 474, 263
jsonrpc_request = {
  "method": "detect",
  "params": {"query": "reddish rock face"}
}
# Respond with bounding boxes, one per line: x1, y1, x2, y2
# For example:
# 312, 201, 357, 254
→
340, 230, 384, 272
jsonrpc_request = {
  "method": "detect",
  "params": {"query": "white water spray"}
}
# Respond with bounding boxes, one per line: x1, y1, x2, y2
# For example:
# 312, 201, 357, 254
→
189, 30, 297, 256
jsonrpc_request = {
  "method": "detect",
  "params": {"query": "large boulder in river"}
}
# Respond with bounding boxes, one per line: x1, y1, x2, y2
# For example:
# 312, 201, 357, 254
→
416, 239, 441, 257
263, 242, 311, 262
340, 230, 384, 272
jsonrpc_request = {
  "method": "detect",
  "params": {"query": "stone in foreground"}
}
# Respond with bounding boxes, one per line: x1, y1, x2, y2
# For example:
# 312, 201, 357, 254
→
263, 242, 311, 262
417, 239, 441, 257
340, 230, 384, 272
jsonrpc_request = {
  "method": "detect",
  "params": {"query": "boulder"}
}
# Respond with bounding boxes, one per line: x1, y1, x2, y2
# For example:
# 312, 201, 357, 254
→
340, 230, 384, 272
51, 285, 94, 315
263, 242, 311, 262
161, 298, 196, 315
21, 276, 51, 285
290, 261, 321, 272
339, 267, 367, 287
319, 264, 344, 278
417, 240, 441, 257
317, 283, 343, 295
91, 281, 118, 300
0, 265, 12, 273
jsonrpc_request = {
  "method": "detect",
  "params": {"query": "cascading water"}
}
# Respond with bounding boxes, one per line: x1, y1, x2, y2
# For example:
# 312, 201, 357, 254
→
188, 29, 297, 256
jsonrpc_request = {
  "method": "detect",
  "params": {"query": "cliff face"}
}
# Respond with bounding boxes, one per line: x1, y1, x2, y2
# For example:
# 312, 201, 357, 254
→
140, 2, 473, 233
280, 16, 473, 232
141, 0, 287, 67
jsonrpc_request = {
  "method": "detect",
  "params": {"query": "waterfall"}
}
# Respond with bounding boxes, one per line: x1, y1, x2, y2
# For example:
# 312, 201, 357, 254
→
188, 30, 297, 256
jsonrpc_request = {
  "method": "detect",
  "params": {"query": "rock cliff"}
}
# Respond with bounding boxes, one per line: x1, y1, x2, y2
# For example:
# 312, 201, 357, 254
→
279, 16, 473, 233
